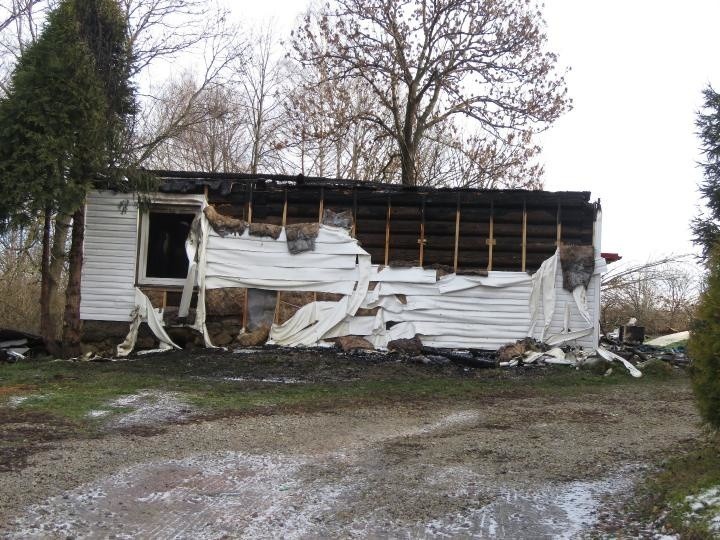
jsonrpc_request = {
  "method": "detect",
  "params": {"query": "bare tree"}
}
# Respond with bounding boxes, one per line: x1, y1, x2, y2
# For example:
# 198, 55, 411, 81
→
125, 1, 243, 166
234, 24, 286, 174
146, 77, 246, 172
294, 0, 569, 186
601, 256, 700, 335
283, 29, 398, 181
0, 0, 51, 93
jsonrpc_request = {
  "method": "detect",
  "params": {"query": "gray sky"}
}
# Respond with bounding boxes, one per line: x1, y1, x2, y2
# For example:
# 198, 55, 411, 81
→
230, 0, 720, 265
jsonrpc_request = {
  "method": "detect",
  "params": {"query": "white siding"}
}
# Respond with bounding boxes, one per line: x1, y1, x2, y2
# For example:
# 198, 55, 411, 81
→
80, 191, 138, 321
547, 268, 602, 350
379, 272, 536, 350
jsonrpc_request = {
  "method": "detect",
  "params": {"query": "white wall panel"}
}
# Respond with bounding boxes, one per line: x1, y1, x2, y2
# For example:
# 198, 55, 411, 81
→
80, 191, 138, 322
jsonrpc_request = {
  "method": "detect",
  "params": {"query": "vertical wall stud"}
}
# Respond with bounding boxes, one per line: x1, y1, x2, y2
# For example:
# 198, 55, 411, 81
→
318, 187, 325, 223
522, 200, 528, 272
275, 189, 288, 325
486, 200, 496, 271
281, 189, 288, 226
351, 189, 358, 237
556, 203, 562, 247
247, 182, 254, 224
384, 196, 391, 266
418, 195, 426, 266
453, 195, 461, 272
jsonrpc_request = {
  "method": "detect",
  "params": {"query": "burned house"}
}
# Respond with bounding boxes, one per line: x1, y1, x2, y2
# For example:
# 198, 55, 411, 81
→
79, 171, 605, 355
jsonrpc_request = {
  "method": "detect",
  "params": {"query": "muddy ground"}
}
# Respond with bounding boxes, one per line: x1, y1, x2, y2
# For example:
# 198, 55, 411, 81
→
0, 349, 701, 538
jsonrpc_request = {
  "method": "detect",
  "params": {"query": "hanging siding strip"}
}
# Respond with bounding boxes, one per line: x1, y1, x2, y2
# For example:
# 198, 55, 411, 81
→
80, 191, 138, 322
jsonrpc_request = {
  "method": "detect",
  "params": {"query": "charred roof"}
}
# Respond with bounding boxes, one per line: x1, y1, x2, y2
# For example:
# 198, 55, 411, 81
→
149, 169, 596, 209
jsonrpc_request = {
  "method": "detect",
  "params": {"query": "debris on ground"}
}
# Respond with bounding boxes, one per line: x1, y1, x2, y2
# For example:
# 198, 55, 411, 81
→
644, 331, 690, 347
492, 327, 691, 378
334, 335, 375, 352
600, 334, 690, 368
497, 337, 545, 363
236, 324, 271, 347
387, 335, 423, 354
0, 329, 43, 362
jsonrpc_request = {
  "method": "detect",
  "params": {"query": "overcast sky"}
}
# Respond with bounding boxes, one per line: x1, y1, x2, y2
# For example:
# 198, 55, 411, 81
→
229, 0, 720, 266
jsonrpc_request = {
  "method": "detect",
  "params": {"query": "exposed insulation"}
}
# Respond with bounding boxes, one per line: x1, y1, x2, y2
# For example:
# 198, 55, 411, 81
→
249, 222, 283, 239
236, 323, 271, 346
559, 244, 595, 292
316, 292, 345, 302
286, 222, 320, 254
204, 205, 247, 237
205, 287, 245, 317
322, 208, 353, 229
139, 287, 165, 309
333, 335, 375, 351
276, 291, 315, 325
387, 335, 423, 354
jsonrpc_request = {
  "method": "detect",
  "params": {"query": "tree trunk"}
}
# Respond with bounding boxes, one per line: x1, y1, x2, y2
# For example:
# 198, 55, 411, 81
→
49, 211, 71, 320
40, 205, 60, 356
400, 145, 417, 186
62, 206, 85, 358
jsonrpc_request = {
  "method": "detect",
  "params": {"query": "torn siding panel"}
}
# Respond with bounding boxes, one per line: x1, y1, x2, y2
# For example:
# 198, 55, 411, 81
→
204, 227, 367, 295
346, 269, 536, 350
80, 191, 138, 322
546, 259, 604, 349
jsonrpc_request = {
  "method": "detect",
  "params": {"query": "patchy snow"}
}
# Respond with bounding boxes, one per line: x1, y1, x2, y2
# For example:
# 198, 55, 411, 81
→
86, 410, 110, 419
6, 450, 640, 539
95, 390, 195, 429
7, 395, 30, 407
223, 376, 306, 384
417, 470, 639, 539
683, 485, 720, 533
6, 394, 49, 408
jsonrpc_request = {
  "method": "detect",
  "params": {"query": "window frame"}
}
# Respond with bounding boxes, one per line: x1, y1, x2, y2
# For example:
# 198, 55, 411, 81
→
137, 204, 201, 286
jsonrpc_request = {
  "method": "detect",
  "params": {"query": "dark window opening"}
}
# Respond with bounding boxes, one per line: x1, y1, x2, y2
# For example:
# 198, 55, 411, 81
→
146, 212, 195, 279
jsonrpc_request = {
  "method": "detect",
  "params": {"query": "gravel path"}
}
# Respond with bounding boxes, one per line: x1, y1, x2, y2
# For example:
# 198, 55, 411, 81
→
0, 379, 699, 539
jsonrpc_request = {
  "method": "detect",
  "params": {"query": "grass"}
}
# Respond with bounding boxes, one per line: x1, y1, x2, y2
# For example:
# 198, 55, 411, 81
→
0, 349, 687, 422
0, 348, 694, 477
634, 434, 720, 539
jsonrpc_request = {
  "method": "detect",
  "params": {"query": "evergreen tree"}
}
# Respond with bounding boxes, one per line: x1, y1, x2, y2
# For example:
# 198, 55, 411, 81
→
690, 85, 720, 428
0, 1, 107, 227
0, 0, 138, 353
693, 86, 720, 256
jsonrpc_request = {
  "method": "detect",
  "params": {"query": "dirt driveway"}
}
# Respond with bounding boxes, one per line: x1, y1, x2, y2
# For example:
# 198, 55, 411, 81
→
0, 371, 698, 539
